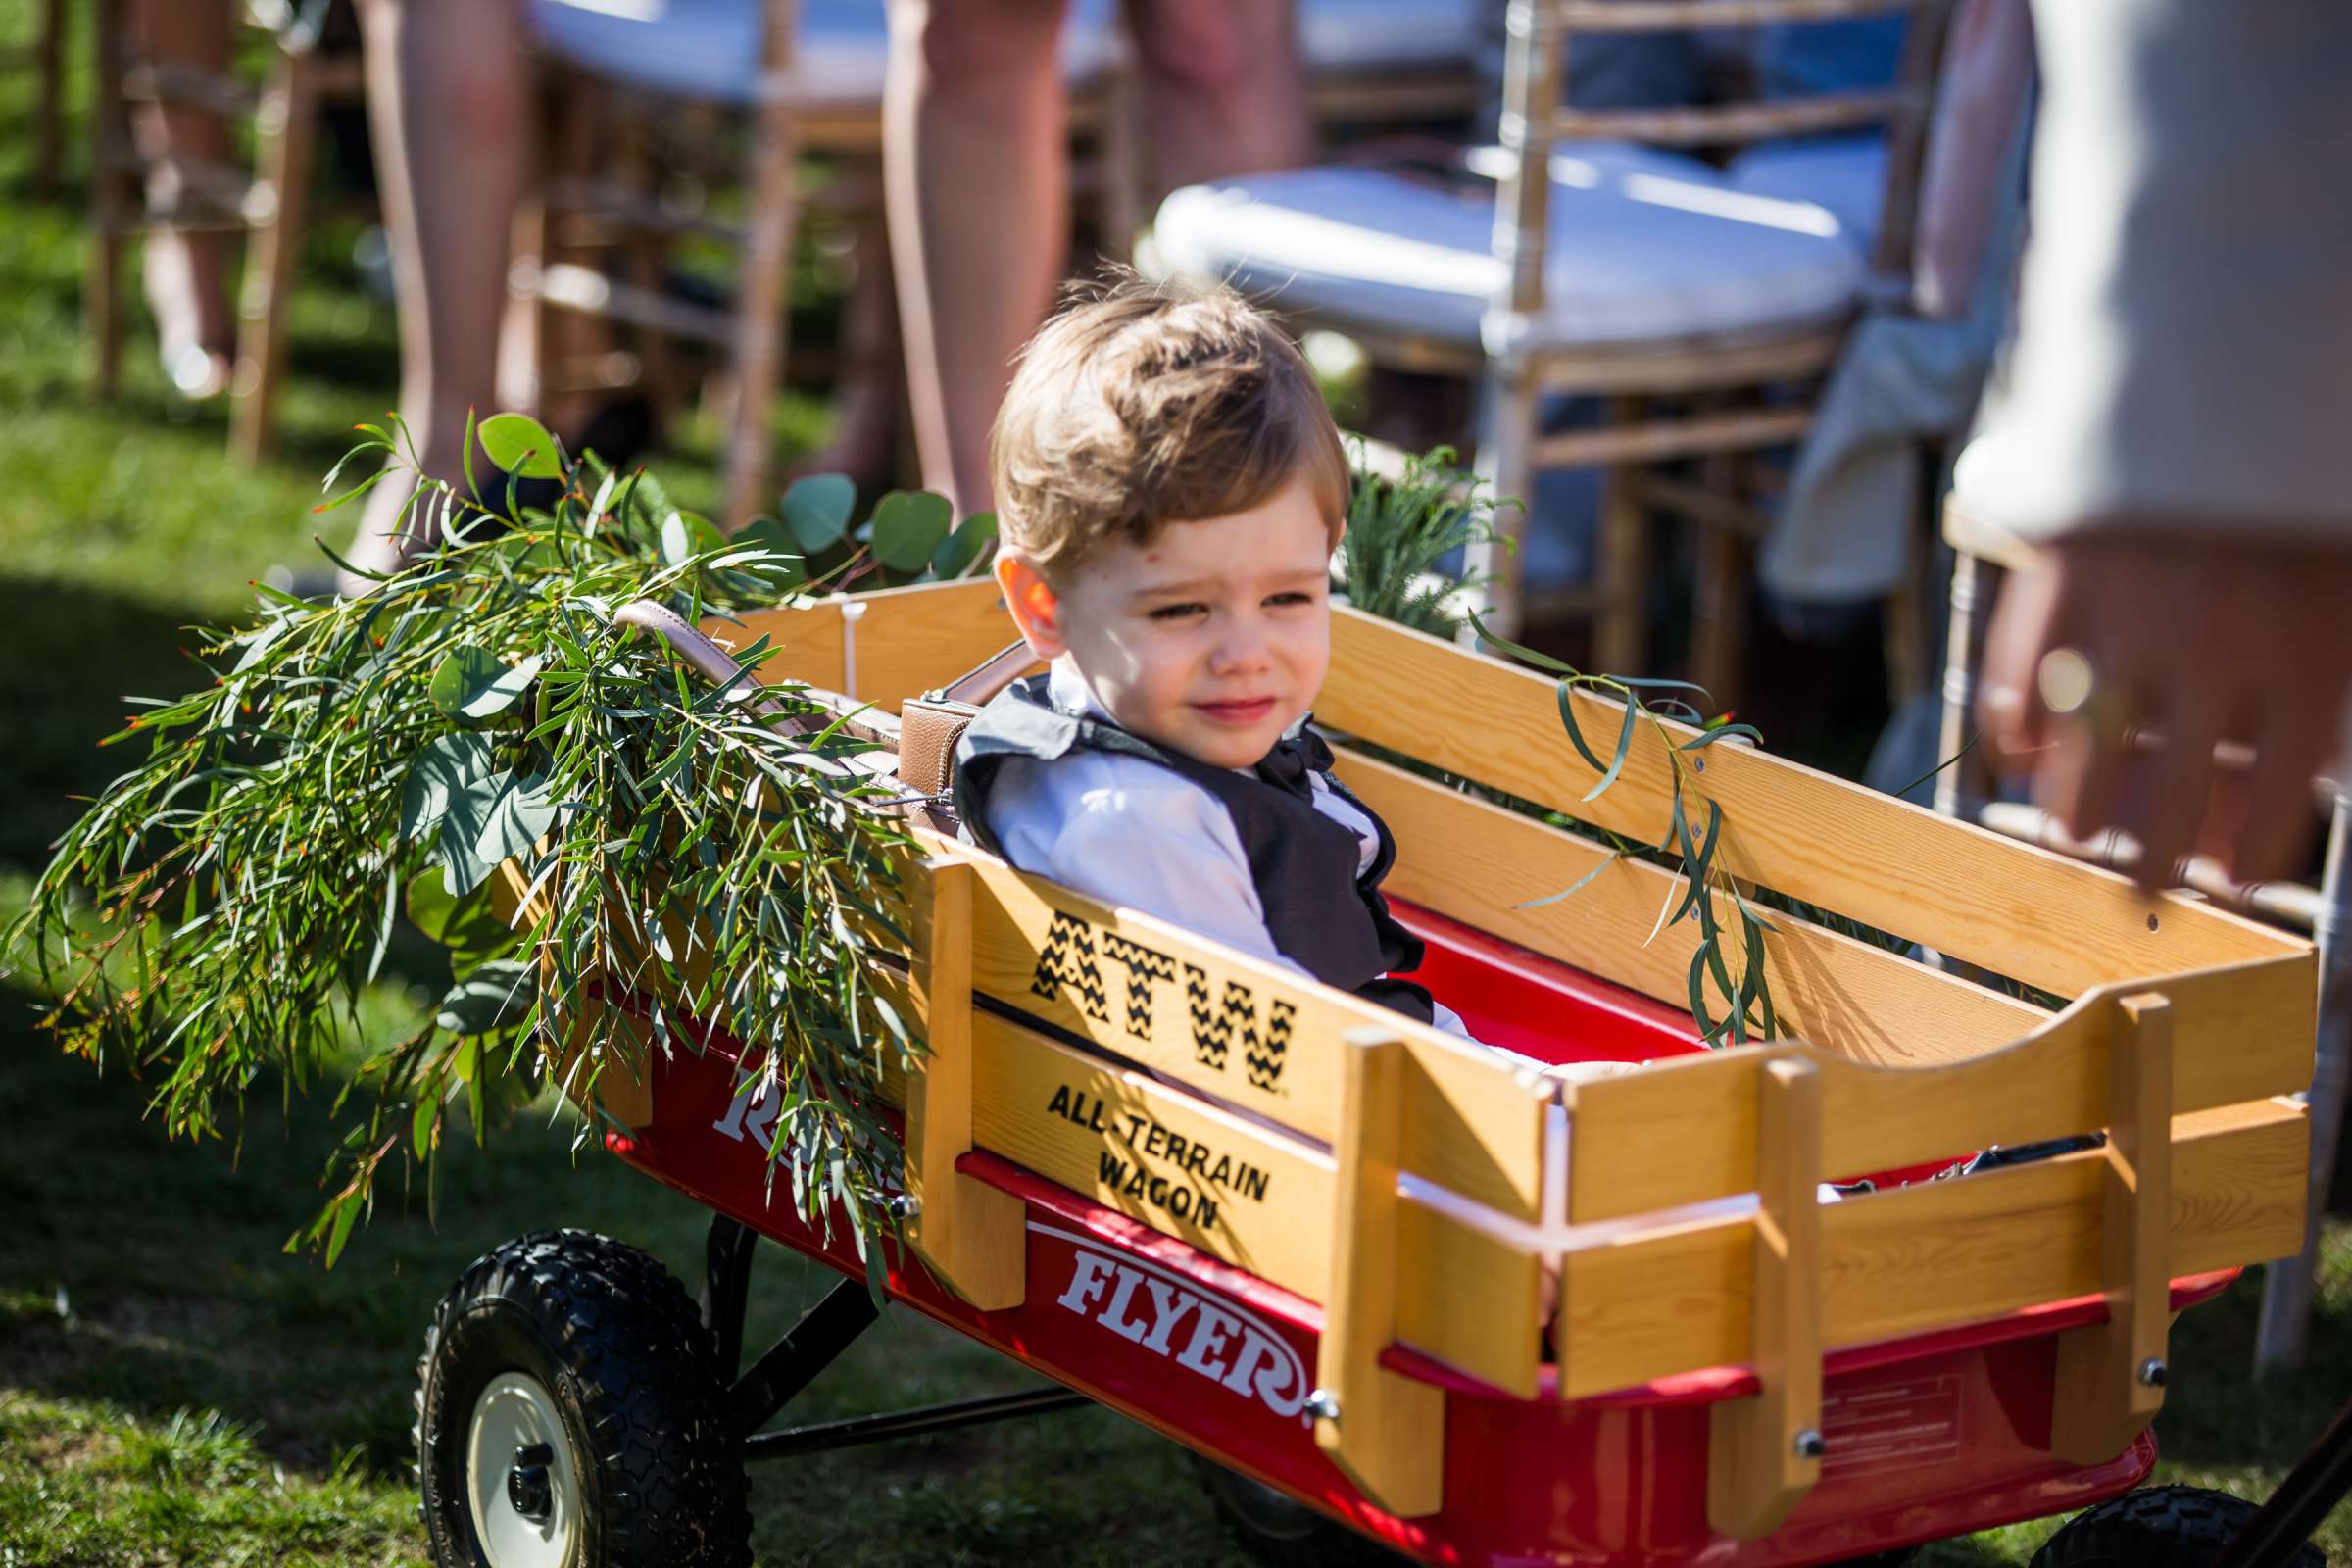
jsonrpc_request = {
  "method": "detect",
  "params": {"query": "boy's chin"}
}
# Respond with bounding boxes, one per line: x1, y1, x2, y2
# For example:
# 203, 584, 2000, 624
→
1165, 719, 1291, 770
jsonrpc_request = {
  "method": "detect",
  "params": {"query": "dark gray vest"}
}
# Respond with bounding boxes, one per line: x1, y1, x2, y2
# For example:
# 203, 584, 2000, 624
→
954, 675, 1434, 1024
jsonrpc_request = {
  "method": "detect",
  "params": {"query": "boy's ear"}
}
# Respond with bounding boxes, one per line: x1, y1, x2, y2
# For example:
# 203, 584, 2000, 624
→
995, 552, 1069, 661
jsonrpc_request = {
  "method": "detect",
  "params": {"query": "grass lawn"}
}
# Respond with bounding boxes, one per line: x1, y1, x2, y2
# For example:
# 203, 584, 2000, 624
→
4, 7, 2350, 1564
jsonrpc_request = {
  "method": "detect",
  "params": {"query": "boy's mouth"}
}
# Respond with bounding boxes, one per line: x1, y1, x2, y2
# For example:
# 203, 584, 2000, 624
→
1192, 696, 1279, 726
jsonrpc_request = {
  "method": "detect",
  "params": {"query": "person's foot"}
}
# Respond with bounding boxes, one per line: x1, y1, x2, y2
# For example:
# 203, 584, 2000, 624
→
143, 231, 236, 402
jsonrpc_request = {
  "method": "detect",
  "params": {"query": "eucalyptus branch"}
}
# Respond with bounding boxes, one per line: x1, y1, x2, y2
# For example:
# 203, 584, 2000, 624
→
1470, 614, 1778, 1047
5, 414, 928, 1267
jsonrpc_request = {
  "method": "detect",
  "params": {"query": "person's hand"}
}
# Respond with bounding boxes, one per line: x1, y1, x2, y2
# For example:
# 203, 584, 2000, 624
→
1978, 532, 2352, 890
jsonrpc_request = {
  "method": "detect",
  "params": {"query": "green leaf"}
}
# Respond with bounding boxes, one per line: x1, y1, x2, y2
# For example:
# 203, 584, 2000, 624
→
411, 1096, 438, 1161
430, 646, 544, 721
782, 474, 858, 554
1665, 798, 1720, 928
1582, 700, 1638, 803
1554, 684, 1606, 772
466, 774, 561, 889
660, 510, 724, 570
437, 960, 536, 1035
400, 733, 497, 842
1680, 723, 1764, 752
404, 868, 516, 957
1467, 611, 1579, 676
434, 768, 515, 895
730, 518, 809, 591
477, 412, 564, 479
931, 512, 1000, 579
323, 1196, 359, 1271
1687, 946, 1715, 1041
1515, 850, 1624, 910
869, 490, 953, 574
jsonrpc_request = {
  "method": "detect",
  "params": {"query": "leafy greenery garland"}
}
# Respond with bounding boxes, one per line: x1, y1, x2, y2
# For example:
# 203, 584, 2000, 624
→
7, 415, 951, 1266
1466, 624, 1782, 1050
1321, 442, 1784, 1047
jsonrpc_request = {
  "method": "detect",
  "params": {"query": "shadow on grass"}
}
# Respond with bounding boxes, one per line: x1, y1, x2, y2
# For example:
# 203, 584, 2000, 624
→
2157, 1257, 2352, 1477
0, 574, 213, 875
0, 978, 683, 1475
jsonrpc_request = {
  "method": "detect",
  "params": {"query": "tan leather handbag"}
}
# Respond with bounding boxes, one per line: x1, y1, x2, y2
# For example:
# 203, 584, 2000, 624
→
896, 639, 1037, 798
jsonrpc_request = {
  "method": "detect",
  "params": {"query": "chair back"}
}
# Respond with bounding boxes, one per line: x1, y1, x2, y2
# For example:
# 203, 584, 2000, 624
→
1491, 0, 1957, 319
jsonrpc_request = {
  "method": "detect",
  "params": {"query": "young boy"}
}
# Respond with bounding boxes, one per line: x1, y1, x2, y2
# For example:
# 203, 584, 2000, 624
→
951, 276, 1462, 1034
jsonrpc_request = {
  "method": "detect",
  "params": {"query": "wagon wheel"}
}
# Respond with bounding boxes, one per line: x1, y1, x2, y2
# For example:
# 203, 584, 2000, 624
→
415, 1229, 752, 1568
1190, 1454, 1412, 1566
2029, 1485, 2324, 1568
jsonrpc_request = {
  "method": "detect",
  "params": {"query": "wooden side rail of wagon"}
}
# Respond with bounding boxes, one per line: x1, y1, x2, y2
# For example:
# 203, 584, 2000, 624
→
512, 577, 2314, 1548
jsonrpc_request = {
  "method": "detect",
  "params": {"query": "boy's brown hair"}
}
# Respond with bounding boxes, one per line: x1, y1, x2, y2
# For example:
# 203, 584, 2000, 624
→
989, 274, 1349, 579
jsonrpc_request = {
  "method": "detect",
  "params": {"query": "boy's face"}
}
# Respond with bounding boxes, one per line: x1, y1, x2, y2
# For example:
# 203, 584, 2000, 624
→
997, 478, 1338, 769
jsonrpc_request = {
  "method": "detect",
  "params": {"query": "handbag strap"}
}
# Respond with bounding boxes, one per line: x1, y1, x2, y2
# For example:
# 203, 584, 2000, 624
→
929, 638, 1036, 708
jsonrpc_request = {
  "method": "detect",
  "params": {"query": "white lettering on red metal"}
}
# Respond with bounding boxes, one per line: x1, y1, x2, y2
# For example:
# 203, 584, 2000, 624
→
712, 1062, 783, 1152
1819, 1373, 1965, 1478
1033, 1222, 1309, 1422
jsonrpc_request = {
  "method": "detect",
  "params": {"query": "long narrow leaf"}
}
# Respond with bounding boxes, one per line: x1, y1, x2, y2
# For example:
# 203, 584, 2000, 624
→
1581, 699, 1638, 803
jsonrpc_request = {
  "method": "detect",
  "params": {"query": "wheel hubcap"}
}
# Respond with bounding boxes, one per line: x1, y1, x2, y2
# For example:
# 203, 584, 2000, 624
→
466, 1374, 581, 1568
506, 1444, 555, 1523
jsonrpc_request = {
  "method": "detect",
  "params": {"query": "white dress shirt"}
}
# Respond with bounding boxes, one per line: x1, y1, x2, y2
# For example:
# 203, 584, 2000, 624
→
971, 661, 1486, 1043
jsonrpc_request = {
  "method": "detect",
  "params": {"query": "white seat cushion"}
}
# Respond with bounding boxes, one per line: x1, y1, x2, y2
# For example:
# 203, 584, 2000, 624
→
1724, 133, 1887, 257
1298, 0, 1479, 73
1152, 148, 1864, 353
529, 0, 1120, 110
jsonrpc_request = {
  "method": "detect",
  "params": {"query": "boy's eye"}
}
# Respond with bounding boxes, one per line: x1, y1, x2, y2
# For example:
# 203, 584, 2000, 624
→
1147, 602, 1208, 622
1266, 590, 1319, 609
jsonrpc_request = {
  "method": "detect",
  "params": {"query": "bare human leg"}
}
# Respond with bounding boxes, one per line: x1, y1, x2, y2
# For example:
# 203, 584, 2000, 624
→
1126, 0, 1311, 198
342, 0, 535, 586
883, 0, 1069, 517
128, 0, 237, 399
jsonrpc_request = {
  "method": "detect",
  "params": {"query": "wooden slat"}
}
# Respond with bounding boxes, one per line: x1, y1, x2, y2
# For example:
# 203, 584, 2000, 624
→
967, 1010, 1538, 1393
1318, 607, 2306, 996
713, 578, 1011, 711
701, 598, 848, 696
1531, 407, 1813, 469
843, 581, 1021, 709
922, 835, 1551, 1224
1554, 1097, 2306, 1399
1552, 89, 1909, 146
1343, 750, 2048, 1067
1315, 1031, 1446, 1516
1705, 1058, 1824, 1540
905, 859, 1027, 1311
2050, 994, 2173, 1463
1564, 957, 2311, 1222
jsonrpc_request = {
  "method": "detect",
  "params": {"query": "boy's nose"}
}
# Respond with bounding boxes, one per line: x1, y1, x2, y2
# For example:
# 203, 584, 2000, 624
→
1206, 626, 1273, 676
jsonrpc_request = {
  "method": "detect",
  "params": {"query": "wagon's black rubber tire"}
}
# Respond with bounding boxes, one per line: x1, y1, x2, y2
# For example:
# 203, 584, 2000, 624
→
2028, 1484, 2323, 1568
415, 1228, 752, 1568
1190, 1454, 1412, 1567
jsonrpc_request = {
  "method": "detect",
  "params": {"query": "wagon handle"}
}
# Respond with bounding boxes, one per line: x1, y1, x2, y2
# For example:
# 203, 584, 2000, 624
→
614, 600, 905, 751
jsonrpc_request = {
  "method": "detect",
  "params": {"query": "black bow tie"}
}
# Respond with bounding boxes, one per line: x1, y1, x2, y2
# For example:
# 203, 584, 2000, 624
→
1256, 723, 1335, 802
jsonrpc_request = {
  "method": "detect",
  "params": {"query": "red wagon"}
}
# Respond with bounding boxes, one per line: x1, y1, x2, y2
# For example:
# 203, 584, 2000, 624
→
416, 580, 2314, 1568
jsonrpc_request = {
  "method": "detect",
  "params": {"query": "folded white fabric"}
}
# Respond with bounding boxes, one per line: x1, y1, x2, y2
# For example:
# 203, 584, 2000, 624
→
528, 0, 1122, 108
1153, 145, 1863, 355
